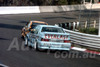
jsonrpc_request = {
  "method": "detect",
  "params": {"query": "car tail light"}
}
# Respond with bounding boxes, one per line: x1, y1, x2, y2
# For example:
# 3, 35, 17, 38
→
64, 40, 70, 43
41, 38, 49, 41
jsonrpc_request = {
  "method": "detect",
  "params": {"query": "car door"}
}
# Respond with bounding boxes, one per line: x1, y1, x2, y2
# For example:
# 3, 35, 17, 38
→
32, 26, 40, 40
25, 22, 31, 34
29, 26, 40, 43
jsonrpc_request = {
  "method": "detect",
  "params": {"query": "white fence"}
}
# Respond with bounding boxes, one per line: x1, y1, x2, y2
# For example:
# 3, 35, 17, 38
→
85, 3, 100, 9
40, 4, 100, 13
0, 6, 40, 14
39, 5, 86, 13
0, 4, 100, 14
64, 29, 100, 49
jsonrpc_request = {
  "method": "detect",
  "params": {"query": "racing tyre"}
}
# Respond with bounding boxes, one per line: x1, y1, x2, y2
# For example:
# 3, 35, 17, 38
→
25, 37, 28, 46
34, 41, 39, 51
21, 35, 25, 40
34, 41, 45, 52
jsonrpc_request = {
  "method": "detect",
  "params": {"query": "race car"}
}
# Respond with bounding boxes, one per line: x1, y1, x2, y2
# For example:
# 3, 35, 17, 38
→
25, 25, 71, 51
21, 21, 48, 39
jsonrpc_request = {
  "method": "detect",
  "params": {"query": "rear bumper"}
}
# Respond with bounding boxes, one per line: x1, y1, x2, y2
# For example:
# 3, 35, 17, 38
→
37, 41, 71, 51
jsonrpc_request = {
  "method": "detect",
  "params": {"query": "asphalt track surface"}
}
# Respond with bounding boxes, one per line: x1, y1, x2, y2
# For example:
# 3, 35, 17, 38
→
0, 10, 100, 67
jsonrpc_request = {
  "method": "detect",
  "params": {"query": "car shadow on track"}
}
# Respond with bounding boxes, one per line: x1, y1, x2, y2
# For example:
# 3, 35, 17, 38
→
0, 23, 23, 30
0, 37, 9, 40
19, 21, 28, 24
43, 17, 76, 20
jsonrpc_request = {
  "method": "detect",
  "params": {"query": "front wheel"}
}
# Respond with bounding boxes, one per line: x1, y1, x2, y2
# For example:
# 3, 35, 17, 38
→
21, 31, 25, 40
25, 37, 28, 46
21, 35, 25, 40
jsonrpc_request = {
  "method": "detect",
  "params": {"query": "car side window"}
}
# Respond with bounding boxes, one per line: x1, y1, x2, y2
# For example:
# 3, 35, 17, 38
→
34, 26, 40, 34
28, 23, 31, 28
33, 26, 38, 34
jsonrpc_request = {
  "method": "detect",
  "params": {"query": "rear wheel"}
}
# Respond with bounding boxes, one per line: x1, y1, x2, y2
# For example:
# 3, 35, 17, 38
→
34, 41, 39, 51
34, 41, 46, 52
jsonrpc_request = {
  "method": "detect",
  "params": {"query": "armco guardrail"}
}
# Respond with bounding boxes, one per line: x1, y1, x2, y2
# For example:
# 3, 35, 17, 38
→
64, 29, 100, 49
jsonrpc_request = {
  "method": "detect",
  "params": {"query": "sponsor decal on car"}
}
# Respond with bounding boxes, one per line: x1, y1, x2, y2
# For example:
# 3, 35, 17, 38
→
45, 34, 68, 39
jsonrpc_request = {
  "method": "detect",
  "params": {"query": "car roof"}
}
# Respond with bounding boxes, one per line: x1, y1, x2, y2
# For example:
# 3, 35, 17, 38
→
38, 25, 61, 28
30, 21, 48, 24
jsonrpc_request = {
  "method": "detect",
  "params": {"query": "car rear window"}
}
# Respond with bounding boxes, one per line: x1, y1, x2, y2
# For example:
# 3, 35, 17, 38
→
41, 27, 65, 33
31, 25, 36, 29
31, 23, 46, 29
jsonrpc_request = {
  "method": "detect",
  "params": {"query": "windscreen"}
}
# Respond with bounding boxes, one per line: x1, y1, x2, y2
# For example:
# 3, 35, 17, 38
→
41, 27, 65, 33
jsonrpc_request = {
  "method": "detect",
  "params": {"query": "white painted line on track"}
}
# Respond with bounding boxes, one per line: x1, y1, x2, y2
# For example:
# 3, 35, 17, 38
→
71, 47, 100, 55
71, 47, 86, 52
0, 64, 9, 67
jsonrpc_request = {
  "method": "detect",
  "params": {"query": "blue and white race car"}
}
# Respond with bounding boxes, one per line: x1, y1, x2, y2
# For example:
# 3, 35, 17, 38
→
25, 25, 71, 51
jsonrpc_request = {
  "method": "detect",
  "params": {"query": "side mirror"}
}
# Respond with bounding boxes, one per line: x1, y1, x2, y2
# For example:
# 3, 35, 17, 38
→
30, 29, 36, 33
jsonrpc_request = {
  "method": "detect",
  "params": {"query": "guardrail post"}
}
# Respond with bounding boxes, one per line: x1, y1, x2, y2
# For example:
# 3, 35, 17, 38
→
55, 24, 59, 27
65, 23, 67, 29
93, 20, 96, 28
76, 22, 79, 29
85, 21, 87, 28
99, 15, 100, 36
69, 23, 71, 30
62, 23, 65, 28
59, 23, 62, 27
73, 22, 76, 30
